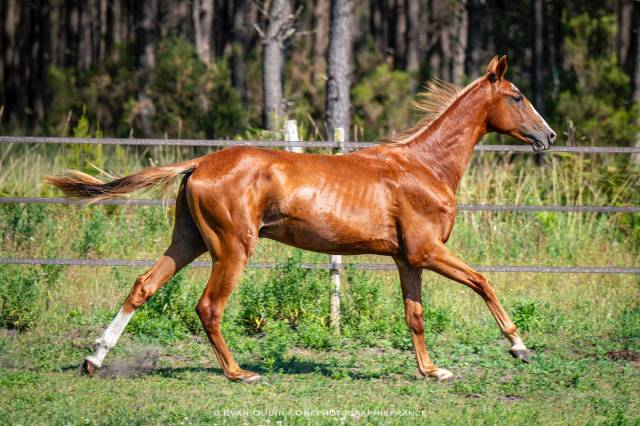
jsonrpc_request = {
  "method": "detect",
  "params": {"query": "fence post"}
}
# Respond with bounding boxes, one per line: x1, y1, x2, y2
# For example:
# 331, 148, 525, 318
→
284, 119, 303, 153
329, 127, 345, 334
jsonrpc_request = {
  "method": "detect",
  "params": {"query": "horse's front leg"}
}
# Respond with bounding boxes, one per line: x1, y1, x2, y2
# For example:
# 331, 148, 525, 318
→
407, 243, 529, 363
394, 258, 454, 382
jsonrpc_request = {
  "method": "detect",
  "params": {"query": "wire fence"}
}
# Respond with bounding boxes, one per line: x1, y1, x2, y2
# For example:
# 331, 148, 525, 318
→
0, 257, 639, 274
2, 135, 640, 153
1, 135, 639, 274
2, 197, 640, 213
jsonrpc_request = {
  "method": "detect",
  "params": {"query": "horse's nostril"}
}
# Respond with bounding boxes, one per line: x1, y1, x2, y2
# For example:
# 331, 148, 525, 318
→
549, 131, 557, 144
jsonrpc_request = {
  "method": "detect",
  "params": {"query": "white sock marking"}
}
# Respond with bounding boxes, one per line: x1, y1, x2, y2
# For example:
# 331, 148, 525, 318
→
433, 368, 454, 381
86, 308, 134, 368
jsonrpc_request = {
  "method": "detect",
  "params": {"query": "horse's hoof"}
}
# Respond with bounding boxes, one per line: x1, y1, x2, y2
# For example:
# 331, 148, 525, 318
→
240, 374, 262, 385
510, 348, 530, 364
228, 371, 262, 384
80, 358, 99, 376
430, 368, 454, 383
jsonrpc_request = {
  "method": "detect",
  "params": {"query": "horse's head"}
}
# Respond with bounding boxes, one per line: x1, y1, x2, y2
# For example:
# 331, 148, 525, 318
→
484, 55, 556, 151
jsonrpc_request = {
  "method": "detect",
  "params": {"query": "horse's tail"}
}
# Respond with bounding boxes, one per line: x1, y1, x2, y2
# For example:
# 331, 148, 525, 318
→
45, 158, 202, 201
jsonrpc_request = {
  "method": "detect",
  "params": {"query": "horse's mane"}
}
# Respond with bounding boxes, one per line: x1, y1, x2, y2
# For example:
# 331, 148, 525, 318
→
385, 76, 484, 145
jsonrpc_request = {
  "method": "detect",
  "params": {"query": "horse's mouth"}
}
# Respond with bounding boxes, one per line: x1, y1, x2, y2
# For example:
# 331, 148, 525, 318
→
531, 139, 549, 152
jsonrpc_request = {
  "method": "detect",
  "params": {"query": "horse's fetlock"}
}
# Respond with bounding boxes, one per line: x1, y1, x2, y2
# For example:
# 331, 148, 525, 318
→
503, 325, 518, 337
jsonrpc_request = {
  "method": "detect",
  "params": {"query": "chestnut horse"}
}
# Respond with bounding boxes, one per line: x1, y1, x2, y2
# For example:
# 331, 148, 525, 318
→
47, 56, 555, 383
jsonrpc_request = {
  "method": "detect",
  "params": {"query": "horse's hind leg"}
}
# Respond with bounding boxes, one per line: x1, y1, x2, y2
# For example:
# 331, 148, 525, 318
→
82, 182, 206, 374
395, 259, 454, 382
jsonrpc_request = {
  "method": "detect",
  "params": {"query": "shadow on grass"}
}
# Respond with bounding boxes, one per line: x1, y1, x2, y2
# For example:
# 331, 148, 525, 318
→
68, 357, 400, 381
149, 358, 339, 379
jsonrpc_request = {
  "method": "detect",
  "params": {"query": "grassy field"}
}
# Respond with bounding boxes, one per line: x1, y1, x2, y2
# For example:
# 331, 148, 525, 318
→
0, 144, 639, 424
0, 271, 638, 425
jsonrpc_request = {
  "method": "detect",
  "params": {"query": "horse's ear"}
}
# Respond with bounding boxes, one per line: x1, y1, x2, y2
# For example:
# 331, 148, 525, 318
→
487, 55, 508, 82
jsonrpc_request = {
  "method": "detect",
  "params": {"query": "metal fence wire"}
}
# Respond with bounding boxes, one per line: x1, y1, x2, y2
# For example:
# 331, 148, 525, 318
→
1, 136, 639, 274
2, 135, 640, 153
0, 258, 639, 274
2, 197, 640, 213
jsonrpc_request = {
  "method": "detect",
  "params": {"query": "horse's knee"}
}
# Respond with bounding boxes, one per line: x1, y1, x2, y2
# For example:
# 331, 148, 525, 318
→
404, 300, 424, 335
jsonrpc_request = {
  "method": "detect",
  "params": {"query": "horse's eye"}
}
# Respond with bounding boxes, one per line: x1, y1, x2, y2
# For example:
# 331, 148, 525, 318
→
513, 95, 523, 103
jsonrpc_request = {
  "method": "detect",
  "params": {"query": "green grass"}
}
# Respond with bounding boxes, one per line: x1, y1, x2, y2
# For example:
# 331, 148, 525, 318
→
0, 299, 638, 425
0, 267, 637, 424
1, 144, 639, 424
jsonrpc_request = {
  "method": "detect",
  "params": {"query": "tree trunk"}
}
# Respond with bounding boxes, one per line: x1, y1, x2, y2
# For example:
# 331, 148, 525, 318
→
89, 0, 100, 64
99, 0, 108, 61
28, 0, 51, 124
313, 0, 329, 76
136, 0, 158, 137
369, 0, 385, 52
326, 0, 354, 141
213, 0, 230, 58
428, 0, 446, 80
139, 0, 158, 69
394, 0, 406, 69
440, 28, 451, 81
0, 0, 4, 83
231, 0, 248, 103
616, 0, 634, 66
111, 0, 122, 61
547, 0, 563, 97
193, 0, 214, 64
262, 0, 292, 130
532, 0, 544, 115
532, 0, 545, 165
50, 1, 62, 66
386, 0, 396, 63
78, 1, 93, 69
628, 1, 640, 161
451, 1, 468, 85
418, 0, 430, 63
65, 0, 80, 69
405, 0, 420, 74
625, 0, 640, 101
2, 0, 20, 123
465, 0, 484, 76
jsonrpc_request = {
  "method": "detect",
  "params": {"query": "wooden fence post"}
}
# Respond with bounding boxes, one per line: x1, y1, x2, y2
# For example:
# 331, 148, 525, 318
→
284, 119, 302, 153
329, 127, 345, 334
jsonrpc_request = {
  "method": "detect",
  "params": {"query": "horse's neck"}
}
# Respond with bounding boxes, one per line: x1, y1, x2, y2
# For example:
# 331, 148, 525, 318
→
402, 86, 488, 192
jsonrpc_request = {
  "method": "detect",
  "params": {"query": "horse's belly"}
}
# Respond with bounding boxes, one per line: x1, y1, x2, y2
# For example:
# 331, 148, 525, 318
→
259, 217, 398, 256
